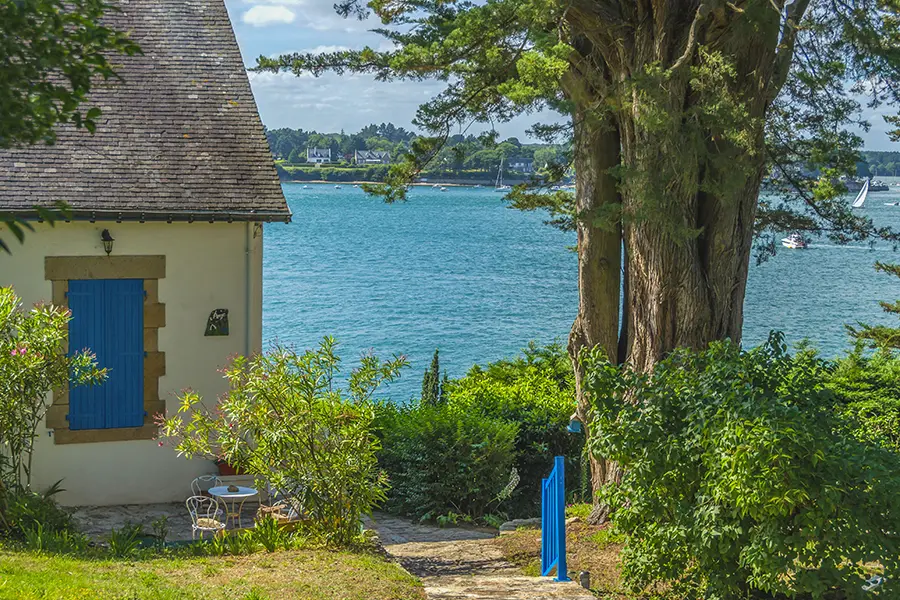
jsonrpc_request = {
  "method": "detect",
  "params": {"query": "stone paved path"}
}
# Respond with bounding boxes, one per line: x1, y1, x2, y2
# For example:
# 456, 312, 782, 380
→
69, 502, 261, 541
369, 513, 594, 600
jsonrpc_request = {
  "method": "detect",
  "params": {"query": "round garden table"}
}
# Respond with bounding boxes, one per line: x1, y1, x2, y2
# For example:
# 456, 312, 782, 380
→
207, 485, 258, 529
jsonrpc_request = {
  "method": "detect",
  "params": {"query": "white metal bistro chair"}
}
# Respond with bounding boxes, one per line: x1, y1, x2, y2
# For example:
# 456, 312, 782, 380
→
186, 495, 226, 540
263, 481, 304, 521
190, 475, 221, 496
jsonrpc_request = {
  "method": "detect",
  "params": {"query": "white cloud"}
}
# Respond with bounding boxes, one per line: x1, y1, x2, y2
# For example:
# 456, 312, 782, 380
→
301, 45, 351, 54
242, 5, 296, 26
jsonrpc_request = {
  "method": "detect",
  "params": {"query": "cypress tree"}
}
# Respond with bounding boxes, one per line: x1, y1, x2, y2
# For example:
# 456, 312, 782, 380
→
421, 349, 440, 405
439, 371, 450, 404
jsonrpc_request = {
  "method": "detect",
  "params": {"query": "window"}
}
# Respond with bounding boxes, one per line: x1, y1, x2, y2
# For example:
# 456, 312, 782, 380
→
67, 279, 145, 430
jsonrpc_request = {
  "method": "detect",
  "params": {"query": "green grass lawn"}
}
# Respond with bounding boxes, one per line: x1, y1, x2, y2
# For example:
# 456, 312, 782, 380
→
0, 548, 426, 600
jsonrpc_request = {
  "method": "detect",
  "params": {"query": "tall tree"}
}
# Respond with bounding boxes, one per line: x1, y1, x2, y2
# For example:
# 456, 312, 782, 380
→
258, 0, 900, 518
1, 0, 139, 250
421, 348, 441, 406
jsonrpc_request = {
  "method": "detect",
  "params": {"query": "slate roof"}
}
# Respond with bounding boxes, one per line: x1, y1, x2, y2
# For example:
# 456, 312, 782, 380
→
355, 150, 390, 162
307, 148, 331, 159
0, 0, 290, 223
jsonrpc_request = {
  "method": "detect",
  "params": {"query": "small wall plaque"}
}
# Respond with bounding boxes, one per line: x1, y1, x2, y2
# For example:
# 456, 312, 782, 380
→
204, 309, 229, 336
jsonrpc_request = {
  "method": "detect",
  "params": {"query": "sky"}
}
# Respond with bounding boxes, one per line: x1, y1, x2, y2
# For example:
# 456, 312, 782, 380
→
224, 0, 897, 151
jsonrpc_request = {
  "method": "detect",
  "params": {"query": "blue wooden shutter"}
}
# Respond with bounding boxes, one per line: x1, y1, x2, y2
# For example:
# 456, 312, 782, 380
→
67, 279, 144, 430
68, 280, 107, 430
103, 279, 145, 428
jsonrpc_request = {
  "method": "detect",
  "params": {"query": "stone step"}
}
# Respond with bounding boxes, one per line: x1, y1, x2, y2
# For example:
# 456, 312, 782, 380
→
425, 575, 595, 599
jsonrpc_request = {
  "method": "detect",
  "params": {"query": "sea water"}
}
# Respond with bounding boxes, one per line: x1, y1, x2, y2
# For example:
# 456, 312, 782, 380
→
263, 182, 900, 401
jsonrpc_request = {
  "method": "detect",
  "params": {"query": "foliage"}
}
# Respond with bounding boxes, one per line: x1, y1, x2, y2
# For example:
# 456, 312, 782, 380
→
150, 516, 169, 548
420, 349, 443, 406
376, 400, 518, 519
0, 0, 139, 148
826, 345, 900, 452
450, 342, 582, 515
259, 0, 900, 502
1, 0, 140, 251
267, 123, 557, 180
848, 262, 900, 349
251, 515, 289, 553
1, 483, 72, 540
859, 150, 900, 176
0, 287, 105, 491
585, 333, 900, 599
377, 342, 581, 520
107, 523, 143, 558
257, 0, 899, 250
160, 338, 407, 547
21, 522, 89, 555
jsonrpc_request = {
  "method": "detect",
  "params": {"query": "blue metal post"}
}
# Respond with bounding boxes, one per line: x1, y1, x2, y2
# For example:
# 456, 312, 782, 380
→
554, 455, 569, 581
541, 455, 569, 582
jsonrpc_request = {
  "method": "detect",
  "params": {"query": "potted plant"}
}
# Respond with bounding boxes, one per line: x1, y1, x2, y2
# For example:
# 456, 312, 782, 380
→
214, 458, 244, 476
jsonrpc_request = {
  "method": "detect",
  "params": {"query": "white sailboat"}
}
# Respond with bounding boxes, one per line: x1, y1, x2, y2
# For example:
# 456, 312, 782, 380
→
852, 179, 869, 208
494, 159, 511, 192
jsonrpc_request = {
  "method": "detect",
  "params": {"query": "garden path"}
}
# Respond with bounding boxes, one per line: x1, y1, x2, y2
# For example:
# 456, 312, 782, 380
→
369, 513, 594, 600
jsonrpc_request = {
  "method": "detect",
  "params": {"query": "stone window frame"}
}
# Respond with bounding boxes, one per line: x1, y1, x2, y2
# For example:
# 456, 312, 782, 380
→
44, 256, 166, 444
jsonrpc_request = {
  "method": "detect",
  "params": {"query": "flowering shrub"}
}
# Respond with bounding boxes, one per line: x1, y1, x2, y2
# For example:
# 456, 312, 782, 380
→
0, 287, 105, 490
160, 337, 407, 546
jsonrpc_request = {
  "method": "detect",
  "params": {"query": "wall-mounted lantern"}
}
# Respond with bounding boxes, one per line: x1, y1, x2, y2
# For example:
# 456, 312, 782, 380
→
100, 229, 115, 256
567, 412, 583, 434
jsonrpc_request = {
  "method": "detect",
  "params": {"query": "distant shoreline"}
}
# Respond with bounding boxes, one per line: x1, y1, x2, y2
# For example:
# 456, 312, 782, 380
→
283, 180, 493, 187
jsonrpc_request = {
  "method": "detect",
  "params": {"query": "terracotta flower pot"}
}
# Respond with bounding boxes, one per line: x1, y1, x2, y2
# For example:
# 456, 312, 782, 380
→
215, 461, 243, 476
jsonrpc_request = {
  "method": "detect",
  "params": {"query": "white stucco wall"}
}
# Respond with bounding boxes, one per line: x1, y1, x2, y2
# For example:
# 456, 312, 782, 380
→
0, 221, 263, 506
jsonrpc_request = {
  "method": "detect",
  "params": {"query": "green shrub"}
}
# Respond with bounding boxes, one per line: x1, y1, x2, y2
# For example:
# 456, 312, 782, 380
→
586, 333, 900, 599
826, 346, 900, 451
22, 522, 89, 554
107, 523, 143, 558
1, 483, 73, 539
251, 515, 288, 552
376, 401, 517, 519
0, 287, 105, 491
448, 342, 582, 516
376, 342, 581, 521
161, 337, 405, 547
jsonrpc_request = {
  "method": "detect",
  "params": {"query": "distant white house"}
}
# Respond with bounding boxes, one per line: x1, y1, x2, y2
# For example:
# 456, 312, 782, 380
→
509, 157, 534, 173
307, 148, 332, 164
354, 150, 391, 165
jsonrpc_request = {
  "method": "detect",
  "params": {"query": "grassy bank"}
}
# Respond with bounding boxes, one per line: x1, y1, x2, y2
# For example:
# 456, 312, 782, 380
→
0, 548, 425, 600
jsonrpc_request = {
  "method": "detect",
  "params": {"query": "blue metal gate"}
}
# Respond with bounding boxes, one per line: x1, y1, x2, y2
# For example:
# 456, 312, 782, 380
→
541, 455, 569, 581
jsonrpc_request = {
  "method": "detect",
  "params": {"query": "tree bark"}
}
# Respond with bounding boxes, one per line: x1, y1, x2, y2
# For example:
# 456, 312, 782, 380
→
563, 1, 793, 521
567, 105, 622, 523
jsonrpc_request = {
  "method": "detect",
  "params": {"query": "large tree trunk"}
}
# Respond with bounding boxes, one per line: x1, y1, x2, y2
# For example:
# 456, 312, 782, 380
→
567, 104, 623, 522
564, 0, 791, 522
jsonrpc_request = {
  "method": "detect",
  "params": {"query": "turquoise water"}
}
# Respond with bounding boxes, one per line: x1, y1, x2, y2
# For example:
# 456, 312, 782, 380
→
263, 183, 900, 401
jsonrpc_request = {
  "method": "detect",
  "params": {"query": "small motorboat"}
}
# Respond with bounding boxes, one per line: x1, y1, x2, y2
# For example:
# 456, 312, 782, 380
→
885, 202, 900, 206
353, 184, 360, 188
440, 186, 448, 192
781, 232, 809, 249
334, 185, 342, 189
302, 185, 309, 189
